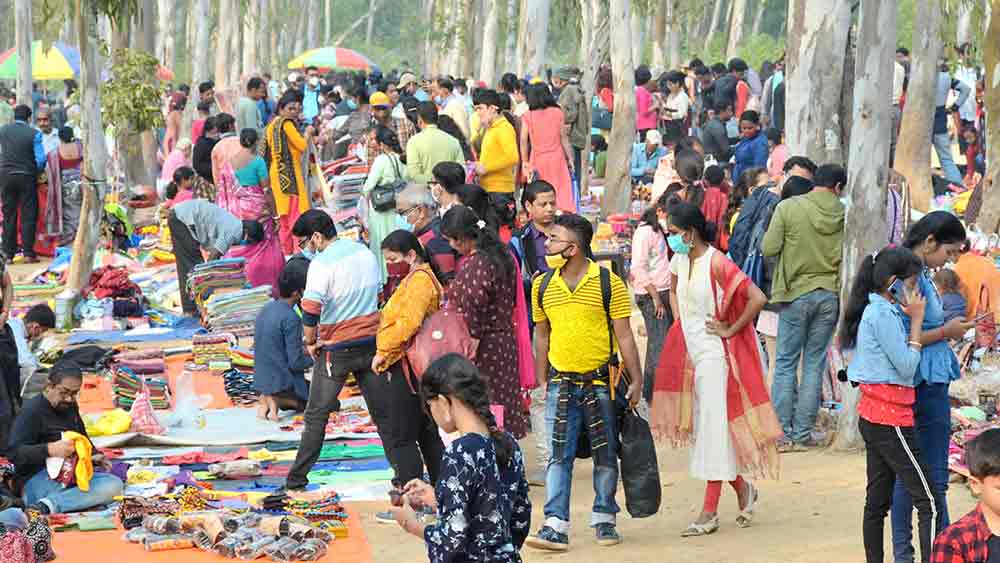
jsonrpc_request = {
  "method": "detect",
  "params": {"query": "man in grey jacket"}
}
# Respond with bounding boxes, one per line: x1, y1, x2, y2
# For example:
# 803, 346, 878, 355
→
700, 101, 733, 164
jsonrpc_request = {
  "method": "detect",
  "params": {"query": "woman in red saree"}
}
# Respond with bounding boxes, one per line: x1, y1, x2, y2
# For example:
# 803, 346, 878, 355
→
651, 202, 782, 537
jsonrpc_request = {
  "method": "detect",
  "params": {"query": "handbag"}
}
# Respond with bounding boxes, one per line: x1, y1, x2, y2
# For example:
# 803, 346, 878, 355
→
406, 308, 480, 381
369, 156, 407, 212
741, 250, 765, 290
618, 403, 661, 518
976, 284, 996, 350
592, 95, 613, 130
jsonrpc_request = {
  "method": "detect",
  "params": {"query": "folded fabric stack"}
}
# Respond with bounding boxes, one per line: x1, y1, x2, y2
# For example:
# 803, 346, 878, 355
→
202, 285, 272, 334
187, 258, 248, 309
192, 333, 235, 367
112, 366, 170, 410
222, 368, 257, 406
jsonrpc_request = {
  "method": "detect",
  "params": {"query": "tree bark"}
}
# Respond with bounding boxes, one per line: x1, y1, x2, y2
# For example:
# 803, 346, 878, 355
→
423, 0, 436, 76
157, 0, 175, 68
515, 0, 528, 75
366, 0, 377, 45
520, 0, 551, 77
68, 0, 111, 292
292, 4, 307, 57
14, 0, 32, 106
705, 0, 723, 52
972, 0, 1000, 232
268, 0, 278, 72
603, 0, 636, 216
667, 0, 680, 69
480, 0, 500, 86
652, 0, 666, 71
579, 0, 609, 201
833, 0, 895, 452
751, 0, 767, 37
215, 0, 233, 89
578, 0, 591, 68
460, 0, 475, 77
726, 0, 747, 60
630, 4, 644, 66
139, 0, 156, 54
306, 0, 320, 49
785, 0, 851, 166
243, 0, 258, 75
504, 0, 517, 73
324, 0, 332, 43
956, 1, 972, 47
893, 0, 942, 212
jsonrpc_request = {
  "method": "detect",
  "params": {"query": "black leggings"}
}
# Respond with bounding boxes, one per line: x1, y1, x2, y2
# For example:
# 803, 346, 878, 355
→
860, 418, 937, 563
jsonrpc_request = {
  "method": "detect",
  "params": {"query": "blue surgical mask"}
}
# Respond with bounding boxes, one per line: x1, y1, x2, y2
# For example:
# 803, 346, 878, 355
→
434, 95, 444, 105
347, 99, 358, 110
667, 233, 691, 255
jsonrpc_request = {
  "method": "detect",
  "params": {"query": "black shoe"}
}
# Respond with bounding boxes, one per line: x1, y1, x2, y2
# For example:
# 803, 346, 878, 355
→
28, 502, 51, 515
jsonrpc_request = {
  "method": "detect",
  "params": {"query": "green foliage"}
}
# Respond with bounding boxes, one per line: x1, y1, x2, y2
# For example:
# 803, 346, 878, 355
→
99, 45, 165, 132
735, 33, 786, 69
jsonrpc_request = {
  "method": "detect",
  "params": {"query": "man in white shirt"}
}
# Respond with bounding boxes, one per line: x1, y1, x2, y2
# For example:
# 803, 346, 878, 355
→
434, 77, 470, 138
890, 60, 905, 166
35, 110, 58, 155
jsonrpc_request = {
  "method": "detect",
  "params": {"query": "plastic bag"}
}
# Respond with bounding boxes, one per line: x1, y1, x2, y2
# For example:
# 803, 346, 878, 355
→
209, 460, 262, 480
142, 515, 181, 534
263, 537, 301, 562
143, 533, 195, 551
130, 390, 165, 435
85, 409, 133, 437
293, 538, 329, 561
214, 528, 260, 558
618, 407, 661, 518
222, 511, 262, 532
235, 535, 277, 560
167, 371, 212, 429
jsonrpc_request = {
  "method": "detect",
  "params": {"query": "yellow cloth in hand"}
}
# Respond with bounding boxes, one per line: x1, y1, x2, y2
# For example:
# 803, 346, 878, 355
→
62, 431, 93, 492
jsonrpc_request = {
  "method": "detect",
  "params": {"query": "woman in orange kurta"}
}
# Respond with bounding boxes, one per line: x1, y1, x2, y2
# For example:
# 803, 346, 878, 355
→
262, 92, 315, 255
370, 229, 445, 489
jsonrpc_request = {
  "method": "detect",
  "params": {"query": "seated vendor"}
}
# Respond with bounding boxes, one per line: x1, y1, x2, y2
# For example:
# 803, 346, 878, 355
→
167, 198, 265, 317
8, 362, 123, 514
1, 304, 56, 406
630, 129, 668, 185
253, 260, 313, 421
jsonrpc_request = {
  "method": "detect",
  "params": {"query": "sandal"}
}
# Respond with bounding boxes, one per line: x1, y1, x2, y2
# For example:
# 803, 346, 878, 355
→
736, 481, 758, 528
681, 516, 719, 537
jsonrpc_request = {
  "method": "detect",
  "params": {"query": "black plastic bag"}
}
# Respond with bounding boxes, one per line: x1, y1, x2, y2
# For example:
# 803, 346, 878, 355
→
618, 408, 661, 518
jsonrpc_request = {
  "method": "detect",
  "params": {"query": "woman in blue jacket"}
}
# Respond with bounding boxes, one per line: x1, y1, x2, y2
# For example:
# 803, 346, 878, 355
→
732, 111, 768, 181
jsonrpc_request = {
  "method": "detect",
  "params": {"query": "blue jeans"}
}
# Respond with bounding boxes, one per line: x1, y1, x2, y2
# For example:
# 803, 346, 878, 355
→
0, 507, 28, 529
772, 289, 839, 443
932, 132, 964, 186
891, 382, 951, 563
542, 381, 620, 533
23, 470, 123, 513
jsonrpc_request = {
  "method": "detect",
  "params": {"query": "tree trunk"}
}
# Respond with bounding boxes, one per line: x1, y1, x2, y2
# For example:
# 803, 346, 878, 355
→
258, 0, 269, 74
840, 21, 857, 166
603, 0, 636, 216
307, 0, 319, 48
652, 0, 666, 71
705, 0, 723, 51
726, 0, 747, 60
242, 1, 258, 75
480, 0, 499, 86
667, 0, 681, 69
578, 0, 591, 67
192, 0, 211, 84
972, 1, 1000, 232
68, 0, 111, 292
515, 0, 528, 75
14, 0, 31, 106
630, 5, 644, 66
751, 0, 767, 36
521, 0, 551, 77
292, 4, 307, 58
956, 1, 972, 47
423, 0, 435, 76
833, 0, 896, 452
157, 0, 175, 68
893, 0, 942, 212
785, 0, 851, 166
215, 0, 233, 89
268, 0, 278, 71
366, 0, 377, 45
139, 0, 156, 54
579, 0, 609, 201
504, 0, 517, 73
460, 0, 475, 77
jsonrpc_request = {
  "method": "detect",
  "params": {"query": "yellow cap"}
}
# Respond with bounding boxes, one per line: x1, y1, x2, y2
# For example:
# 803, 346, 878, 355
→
369, 92, 391, 107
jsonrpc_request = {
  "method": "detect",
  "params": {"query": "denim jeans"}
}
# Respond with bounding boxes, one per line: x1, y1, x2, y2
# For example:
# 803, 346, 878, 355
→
529, 386, 551, 472
22, 471, 123, 513
932, 132, 964, 186
542, 381, 620, 533
0, 507, 28, 529
635, 290, 673, 402
891, 382, 951, 563
772, 289, 839, 443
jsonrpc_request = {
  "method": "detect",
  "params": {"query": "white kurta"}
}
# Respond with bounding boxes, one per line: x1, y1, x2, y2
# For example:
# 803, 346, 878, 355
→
670, 247, 739, 481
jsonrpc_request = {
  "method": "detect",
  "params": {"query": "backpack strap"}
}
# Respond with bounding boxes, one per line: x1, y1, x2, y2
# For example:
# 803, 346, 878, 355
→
521, 229, 539, 278
537, 269, 556, 313
599, 266, 617, 366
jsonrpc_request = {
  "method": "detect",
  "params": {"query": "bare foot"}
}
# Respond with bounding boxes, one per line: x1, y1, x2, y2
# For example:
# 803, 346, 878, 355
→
256, 402, 268, 420
266, 410, 280, 422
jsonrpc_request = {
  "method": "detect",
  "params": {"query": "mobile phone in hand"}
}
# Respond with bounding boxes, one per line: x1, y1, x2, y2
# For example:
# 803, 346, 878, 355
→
889, 279, 908, 306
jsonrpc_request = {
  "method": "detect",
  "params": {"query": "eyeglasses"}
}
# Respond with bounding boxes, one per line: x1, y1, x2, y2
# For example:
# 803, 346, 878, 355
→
53, 385, 81, 400
398, 206, 420, 217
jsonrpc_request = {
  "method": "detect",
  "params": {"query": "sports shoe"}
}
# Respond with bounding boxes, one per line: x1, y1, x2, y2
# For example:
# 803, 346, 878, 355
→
525, 525, 569, 551
374, 510, 396, 524
595, 523, 621, 546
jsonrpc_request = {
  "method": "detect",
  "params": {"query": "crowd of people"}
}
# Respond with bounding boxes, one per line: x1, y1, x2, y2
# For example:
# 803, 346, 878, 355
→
0, 37, 993, 562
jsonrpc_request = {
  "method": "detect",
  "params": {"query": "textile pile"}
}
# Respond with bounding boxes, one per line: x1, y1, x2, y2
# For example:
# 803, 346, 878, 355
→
202, 285, 272, 335
222, 347, 258, 406
111, 350, 171, 410
187, 258, 248, 310
192, 333, 236, 368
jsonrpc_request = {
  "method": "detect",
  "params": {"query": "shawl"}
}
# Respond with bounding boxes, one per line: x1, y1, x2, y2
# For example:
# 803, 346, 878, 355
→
44, 142, 81, 236
511, 256, 535, 390
262, 117, 299, 197
650, 250, 782, 480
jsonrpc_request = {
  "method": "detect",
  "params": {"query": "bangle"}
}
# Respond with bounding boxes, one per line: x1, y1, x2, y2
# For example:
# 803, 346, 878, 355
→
908, 340, 923, 350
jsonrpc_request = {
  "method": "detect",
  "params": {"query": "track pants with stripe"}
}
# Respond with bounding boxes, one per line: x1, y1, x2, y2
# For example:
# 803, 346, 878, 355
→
860, 418, 937, 563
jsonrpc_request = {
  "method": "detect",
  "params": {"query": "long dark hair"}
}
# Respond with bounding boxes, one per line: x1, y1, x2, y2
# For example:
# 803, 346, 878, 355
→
421, 354, 514, 467
640, 192, 670, 235
374, 125, 403, 154
454, 184, 500, 233
841, 247, 923, 349
440, 205, 514, 281
380, 229, 443, 283
668, 201, 717, 245
902, 210, 967, 251
675, 150, 705, 208
436, 115, 474, 161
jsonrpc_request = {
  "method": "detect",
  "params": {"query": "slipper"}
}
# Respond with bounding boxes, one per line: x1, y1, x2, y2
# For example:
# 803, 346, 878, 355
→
736, 481, 758, 528
681, 516, 719, 537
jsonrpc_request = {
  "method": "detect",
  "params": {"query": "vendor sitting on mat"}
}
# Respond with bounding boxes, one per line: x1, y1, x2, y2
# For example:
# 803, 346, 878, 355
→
167, 197, 265, 317
253, 259, 313, 421
7, 361, 123, 514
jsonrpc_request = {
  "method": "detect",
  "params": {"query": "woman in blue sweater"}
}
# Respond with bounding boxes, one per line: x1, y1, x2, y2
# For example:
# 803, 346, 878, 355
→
732, 110, 768, 181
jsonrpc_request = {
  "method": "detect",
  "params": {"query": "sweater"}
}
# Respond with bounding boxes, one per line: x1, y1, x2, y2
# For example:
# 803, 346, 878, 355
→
405, 125, 465, 183
8, 394, 90, 480
478, 117, 519, 194
761, 189, 844, 303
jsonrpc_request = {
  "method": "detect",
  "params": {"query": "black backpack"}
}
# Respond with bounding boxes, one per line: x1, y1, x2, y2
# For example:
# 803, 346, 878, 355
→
712, 74, 739, 110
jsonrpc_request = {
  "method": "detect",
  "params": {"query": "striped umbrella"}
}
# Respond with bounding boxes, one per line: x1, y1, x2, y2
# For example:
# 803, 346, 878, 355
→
287, 47, 378, 72
0, 41, 80, 80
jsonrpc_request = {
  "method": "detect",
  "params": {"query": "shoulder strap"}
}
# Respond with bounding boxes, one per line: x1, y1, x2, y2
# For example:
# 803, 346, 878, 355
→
521, 229, 539, 277
537, 269, 556, 313
599, 266, 615, 365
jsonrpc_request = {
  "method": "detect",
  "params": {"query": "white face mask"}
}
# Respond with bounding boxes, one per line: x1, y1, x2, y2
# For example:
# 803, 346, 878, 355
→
309, 77, 320, 87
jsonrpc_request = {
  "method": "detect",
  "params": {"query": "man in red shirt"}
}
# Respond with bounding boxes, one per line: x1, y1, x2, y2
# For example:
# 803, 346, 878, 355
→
932, 429, 1000, 562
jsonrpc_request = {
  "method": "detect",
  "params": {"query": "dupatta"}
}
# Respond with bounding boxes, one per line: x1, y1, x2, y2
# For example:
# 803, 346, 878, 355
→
650, 250, 782, 480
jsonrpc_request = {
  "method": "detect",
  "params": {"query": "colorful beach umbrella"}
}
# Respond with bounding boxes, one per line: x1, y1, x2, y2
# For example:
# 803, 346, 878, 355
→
0, 41, 80, 80
287, 47, 378, 72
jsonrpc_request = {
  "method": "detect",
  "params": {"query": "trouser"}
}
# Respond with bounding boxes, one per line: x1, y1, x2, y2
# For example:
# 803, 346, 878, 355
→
286, 343, 443, 490
572, 147, 583, 188
635, 290, 672, 403
772, 289, 839, 443
889, 104, 901, 167
168, 211, 204, 316
23, 470, 123, 514
542, 380, 620, 533
957, 119, 975, 153
703, 476, 746, 513
932, 132, 964, 187
860, 418, 936, 563
891, 382, 951, 563
529, 386, 551, 472
1, 173, 38, 258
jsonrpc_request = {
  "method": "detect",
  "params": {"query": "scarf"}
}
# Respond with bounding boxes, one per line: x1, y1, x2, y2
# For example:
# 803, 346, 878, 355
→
650, 250, 782, 480
262, 117, 299, 196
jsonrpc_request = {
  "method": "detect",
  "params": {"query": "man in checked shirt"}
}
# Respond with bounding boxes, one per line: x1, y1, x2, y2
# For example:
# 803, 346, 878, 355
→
932, 429, 1000, 562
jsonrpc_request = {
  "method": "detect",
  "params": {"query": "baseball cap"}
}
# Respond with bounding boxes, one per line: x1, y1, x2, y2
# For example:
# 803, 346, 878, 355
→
397, 72, 417, 89
645, 130, 662, 145
369, 92, 391, 107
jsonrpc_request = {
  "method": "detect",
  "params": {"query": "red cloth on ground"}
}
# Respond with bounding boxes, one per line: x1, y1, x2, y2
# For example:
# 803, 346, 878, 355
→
161, 447, 249, 465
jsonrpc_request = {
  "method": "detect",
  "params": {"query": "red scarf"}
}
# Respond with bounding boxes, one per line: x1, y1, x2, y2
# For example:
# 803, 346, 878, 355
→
650, 250, 782, 479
